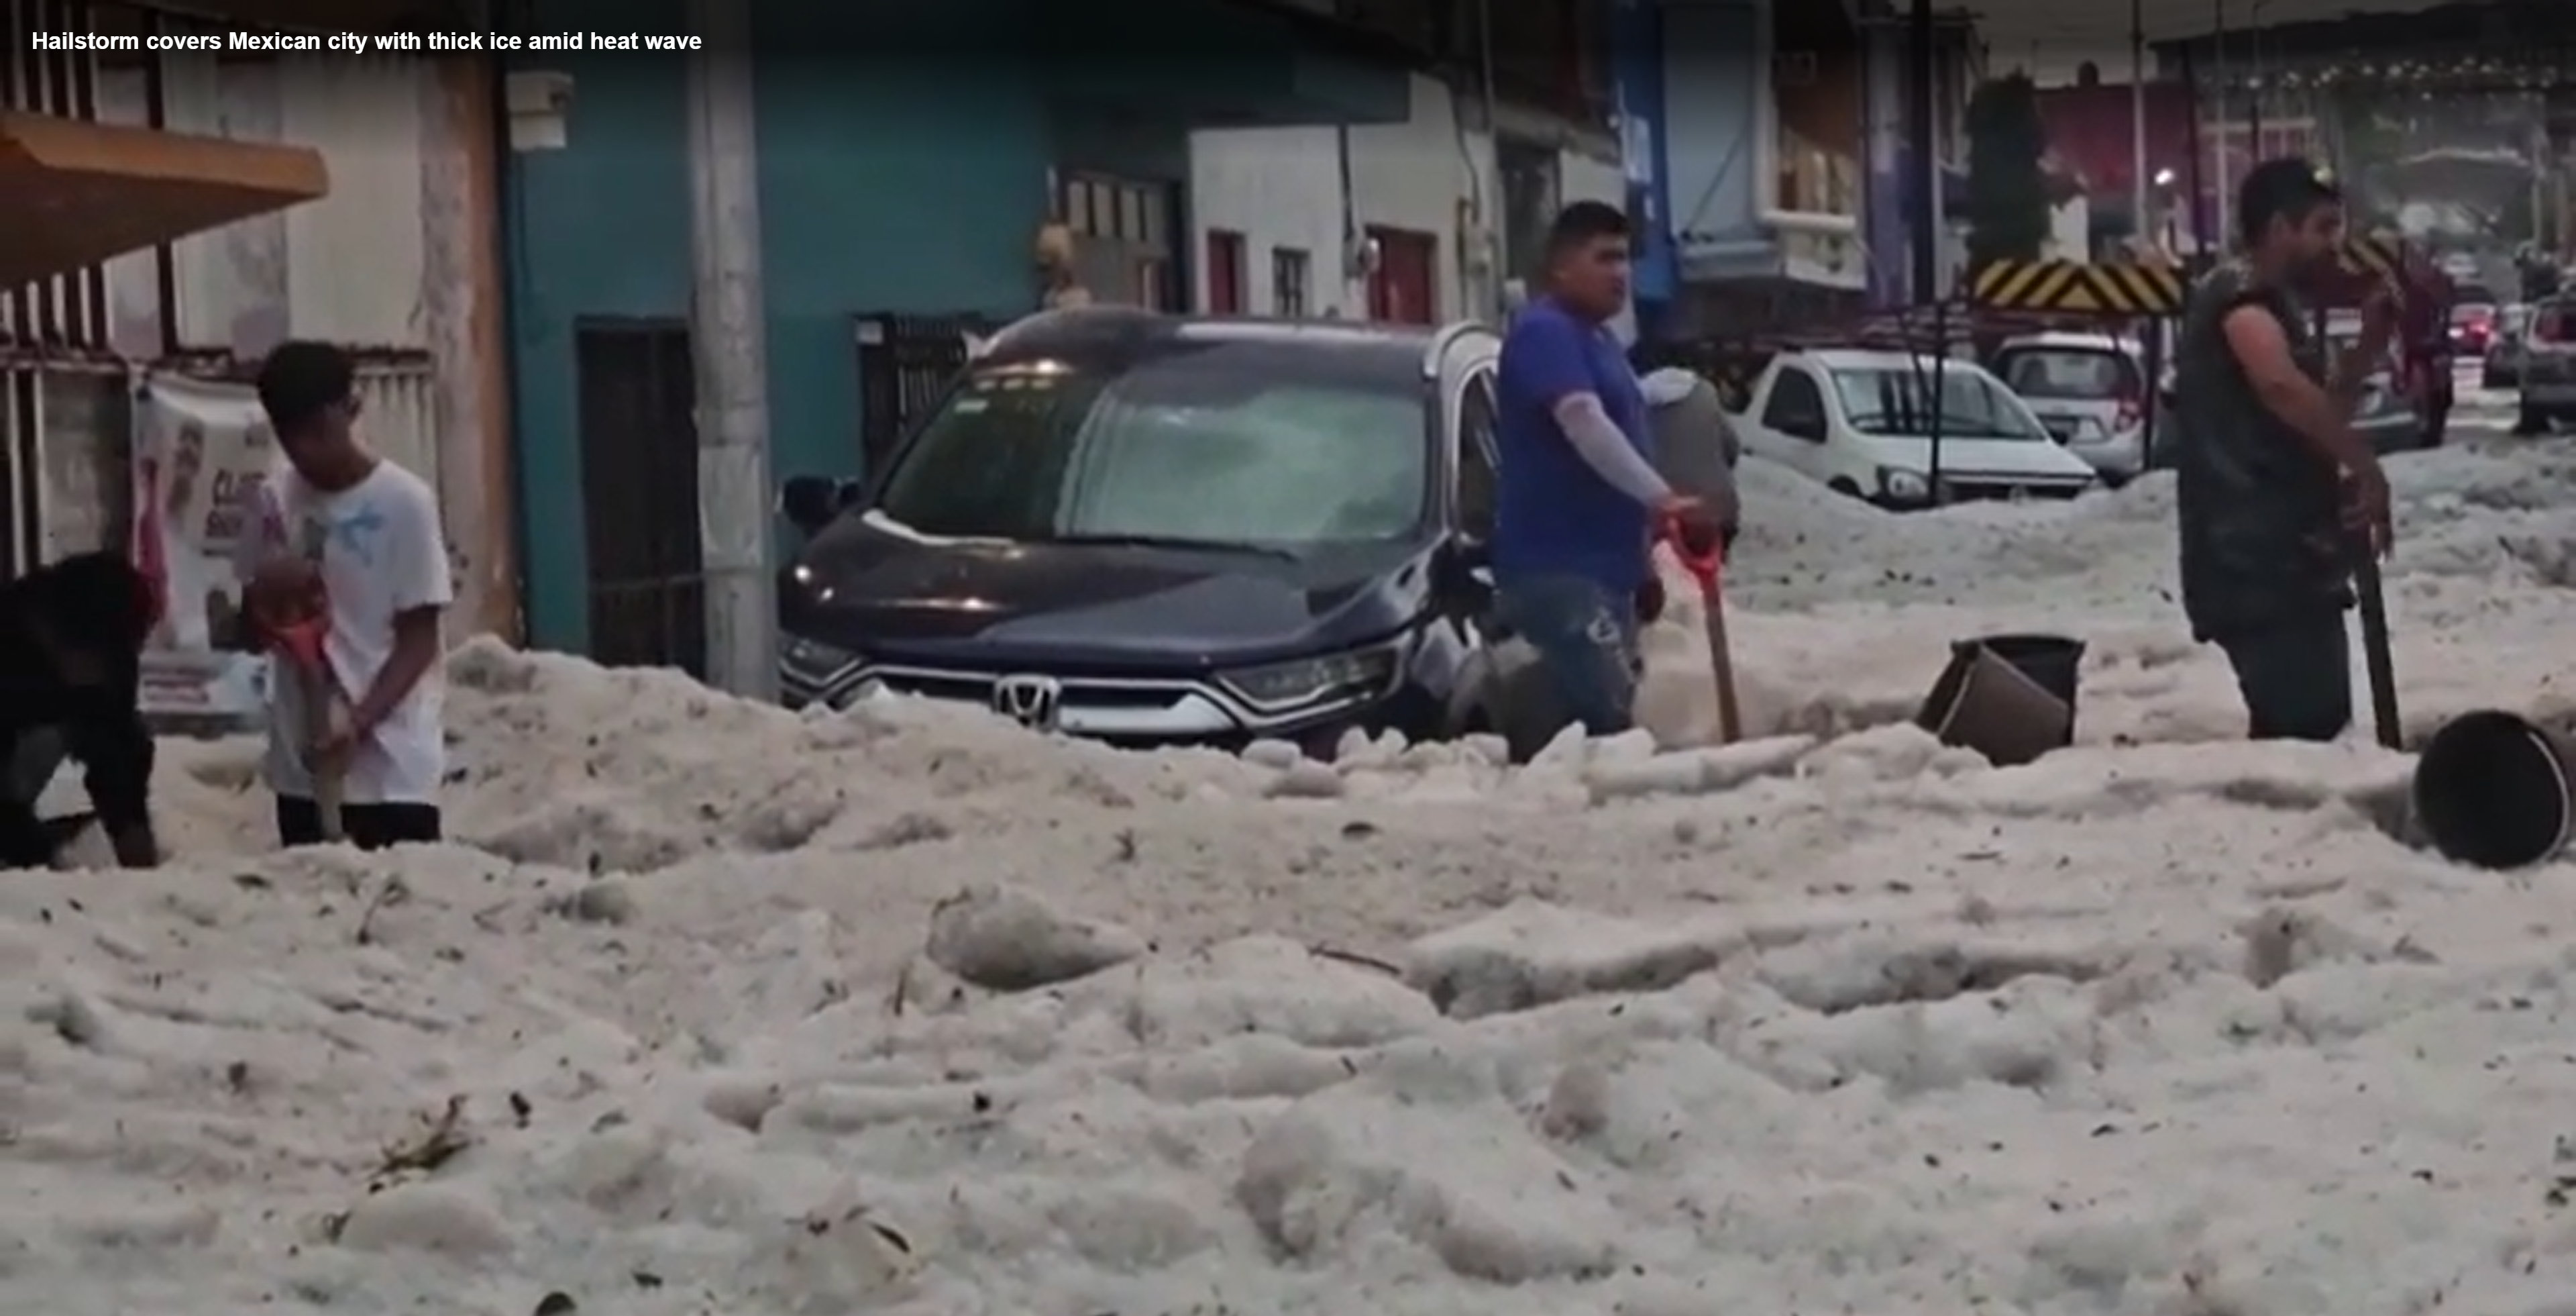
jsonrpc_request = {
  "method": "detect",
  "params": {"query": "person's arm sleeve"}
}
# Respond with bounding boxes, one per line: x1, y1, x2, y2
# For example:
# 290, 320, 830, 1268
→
1552, 394, 1673, 505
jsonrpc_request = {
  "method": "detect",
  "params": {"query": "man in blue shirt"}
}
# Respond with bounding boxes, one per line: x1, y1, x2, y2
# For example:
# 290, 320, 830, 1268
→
1493, 201, 1715, 738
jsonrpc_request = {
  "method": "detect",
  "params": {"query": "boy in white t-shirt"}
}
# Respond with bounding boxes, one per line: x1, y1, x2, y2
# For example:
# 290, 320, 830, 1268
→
235, 341, 453, 849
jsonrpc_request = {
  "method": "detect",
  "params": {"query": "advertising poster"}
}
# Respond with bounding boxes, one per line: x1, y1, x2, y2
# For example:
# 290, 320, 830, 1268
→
129, 374, 274, 725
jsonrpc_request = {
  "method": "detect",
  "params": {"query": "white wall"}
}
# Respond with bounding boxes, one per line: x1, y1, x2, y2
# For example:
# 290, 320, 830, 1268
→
1191, 74, 1636, 333
1345, 74, 1492, 323
91, 56, 437, 358
1186, 125, 1350, 315
1192, 74, 1496, 323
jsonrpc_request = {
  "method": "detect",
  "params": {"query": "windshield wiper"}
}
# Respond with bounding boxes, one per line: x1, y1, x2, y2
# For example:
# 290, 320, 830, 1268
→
1046, 532, 1299, 560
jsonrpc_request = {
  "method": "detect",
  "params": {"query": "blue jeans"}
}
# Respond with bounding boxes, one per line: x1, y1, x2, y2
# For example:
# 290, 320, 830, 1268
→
2214, 613, 2352, 742
1496, 574, 1642, 737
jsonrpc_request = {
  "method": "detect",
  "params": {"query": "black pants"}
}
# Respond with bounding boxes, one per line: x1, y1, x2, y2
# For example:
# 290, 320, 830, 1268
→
2215, 613, 2353, 742
275, 796, 442, 850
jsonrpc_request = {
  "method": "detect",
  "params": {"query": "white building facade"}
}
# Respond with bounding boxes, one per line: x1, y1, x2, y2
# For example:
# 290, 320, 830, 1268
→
1187, 72, 1631, 336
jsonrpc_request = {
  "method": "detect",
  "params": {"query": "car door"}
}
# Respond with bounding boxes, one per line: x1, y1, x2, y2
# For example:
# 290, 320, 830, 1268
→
1430, 330, 1501, 622
1758, 364, 1834, 483
1445, 366, 1504, 640
1454, 367, 1500, 553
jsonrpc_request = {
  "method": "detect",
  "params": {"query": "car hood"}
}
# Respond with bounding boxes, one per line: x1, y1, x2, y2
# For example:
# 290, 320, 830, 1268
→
782, 513, 1428, 669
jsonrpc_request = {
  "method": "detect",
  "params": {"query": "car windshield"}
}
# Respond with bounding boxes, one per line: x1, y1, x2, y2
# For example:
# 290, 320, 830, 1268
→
1831, 365, 2045, 440
1996, 346, 2141, 400
872, 341, 1429, 549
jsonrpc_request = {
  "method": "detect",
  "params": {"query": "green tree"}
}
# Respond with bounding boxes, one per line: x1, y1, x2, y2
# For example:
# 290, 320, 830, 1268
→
1964, 74, 2051, 270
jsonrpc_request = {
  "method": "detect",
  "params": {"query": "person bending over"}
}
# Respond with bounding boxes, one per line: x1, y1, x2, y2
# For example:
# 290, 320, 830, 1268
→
2173, 157, 2394, 742
1491, 201, 1717, 738
235, 341, 454, 850
0, 552, 162, 869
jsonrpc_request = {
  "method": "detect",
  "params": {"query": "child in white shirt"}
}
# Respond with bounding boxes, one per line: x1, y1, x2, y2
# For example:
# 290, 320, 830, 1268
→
234, 341, 452, 849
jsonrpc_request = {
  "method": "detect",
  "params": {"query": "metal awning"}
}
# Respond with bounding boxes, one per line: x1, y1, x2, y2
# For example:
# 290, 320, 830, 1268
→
0, 111, 328, 287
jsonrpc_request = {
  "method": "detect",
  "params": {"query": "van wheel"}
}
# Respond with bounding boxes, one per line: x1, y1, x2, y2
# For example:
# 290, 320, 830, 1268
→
1827, 477, 1864, 499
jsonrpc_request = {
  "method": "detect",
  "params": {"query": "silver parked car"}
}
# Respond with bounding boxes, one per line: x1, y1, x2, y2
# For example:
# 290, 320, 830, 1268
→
2518, 300, 2576, 433
1990, 332, 2155, 484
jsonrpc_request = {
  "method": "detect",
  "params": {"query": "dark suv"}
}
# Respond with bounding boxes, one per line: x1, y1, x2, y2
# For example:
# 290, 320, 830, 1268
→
775, 307, 1542, 757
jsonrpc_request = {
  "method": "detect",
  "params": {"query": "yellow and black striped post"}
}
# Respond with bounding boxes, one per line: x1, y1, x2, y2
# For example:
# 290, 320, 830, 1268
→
2334, 236, 2403, 281
1968, 259, 2186, 316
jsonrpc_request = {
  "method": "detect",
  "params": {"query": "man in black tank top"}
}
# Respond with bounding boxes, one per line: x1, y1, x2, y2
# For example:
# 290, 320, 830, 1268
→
2171, 158, 2395, 741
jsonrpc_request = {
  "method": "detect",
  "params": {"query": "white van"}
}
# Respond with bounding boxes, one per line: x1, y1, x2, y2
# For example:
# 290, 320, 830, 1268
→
1728, 348, 2100, 506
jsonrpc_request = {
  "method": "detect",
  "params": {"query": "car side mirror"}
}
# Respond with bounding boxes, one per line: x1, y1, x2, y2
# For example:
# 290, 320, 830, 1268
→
778, 474, 857, 535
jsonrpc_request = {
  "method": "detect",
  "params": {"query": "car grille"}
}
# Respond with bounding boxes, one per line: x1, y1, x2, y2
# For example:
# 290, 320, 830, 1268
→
776, 646, 1260, 742
869, 669, 1181, 709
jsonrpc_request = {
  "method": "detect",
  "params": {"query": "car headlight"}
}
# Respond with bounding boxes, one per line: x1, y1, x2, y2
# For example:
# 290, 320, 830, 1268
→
1876, 466, 1930, 501
1220, 646, 1401, 711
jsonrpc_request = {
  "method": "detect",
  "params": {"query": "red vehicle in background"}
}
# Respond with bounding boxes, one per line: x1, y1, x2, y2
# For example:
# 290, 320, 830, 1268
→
2449, 298, 2499, 356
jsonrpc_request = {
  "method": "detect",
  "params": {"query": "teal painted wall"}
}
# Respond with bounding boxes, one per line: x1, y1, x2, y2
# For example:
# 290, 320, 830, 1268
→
502, 0, 693, 654
506, 0, 1055, 653
502, 0, 1397, 653
748, 47, 1051, 491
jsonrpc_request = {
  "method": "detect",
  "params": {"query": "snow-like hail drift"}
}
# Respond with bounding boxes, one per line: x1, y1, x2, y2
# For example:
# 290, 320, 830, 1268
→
15, 442, 2576, 1316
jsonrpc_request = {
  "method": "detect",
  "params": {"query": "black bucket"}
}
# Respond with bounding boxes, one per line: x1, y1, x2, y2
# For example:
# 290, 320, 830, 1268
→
1915, 634, 2086, 767
2412, 710, 2576, 869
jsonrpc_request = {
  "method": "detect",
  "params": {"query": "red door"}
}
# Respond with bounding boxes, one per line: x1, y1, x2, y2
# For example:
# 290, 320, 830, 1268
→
1204, 230, 1246, 313
1366, 226, 1438, 324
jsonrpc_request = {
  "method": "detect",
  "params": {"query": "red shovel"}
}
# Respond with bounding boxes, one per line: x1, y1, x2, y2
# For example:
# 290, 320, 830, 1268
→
1662, 513, 1741, 744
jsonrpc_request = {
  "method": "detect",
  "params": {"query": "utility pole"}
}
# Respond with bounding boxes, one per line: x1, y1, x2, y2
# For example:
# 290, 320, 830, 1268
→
1907, 0, 1939, 303
682, 7, 777, 699
2211, 0, 2231, 246
2129, 0, 2149, 247
2247, 0, 2269, 144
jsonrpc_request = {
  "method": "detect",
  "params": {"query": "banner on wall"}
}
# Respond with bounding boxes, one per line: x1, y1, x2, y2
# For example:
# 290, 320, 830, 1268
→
129, 374, 275, 725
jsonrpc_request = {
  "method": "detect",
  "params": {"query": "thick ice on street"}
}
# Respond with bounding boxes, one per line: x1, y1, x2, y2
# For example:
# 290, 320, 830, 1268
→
13, 441, 2576, 1316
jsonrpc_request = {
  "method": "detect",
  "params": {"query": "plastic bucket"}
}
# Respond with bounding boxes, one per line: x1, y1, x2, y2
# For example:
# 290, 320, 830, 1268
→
1972, 634, 2085, 713
2412, 710, 2576, 869
1915, 634, 2086, 767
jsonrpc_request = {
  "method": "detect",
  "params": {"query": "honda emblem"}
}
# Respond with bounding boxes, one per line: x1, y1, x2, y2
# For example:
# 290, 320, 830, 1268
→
991, 674, 1063, 731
